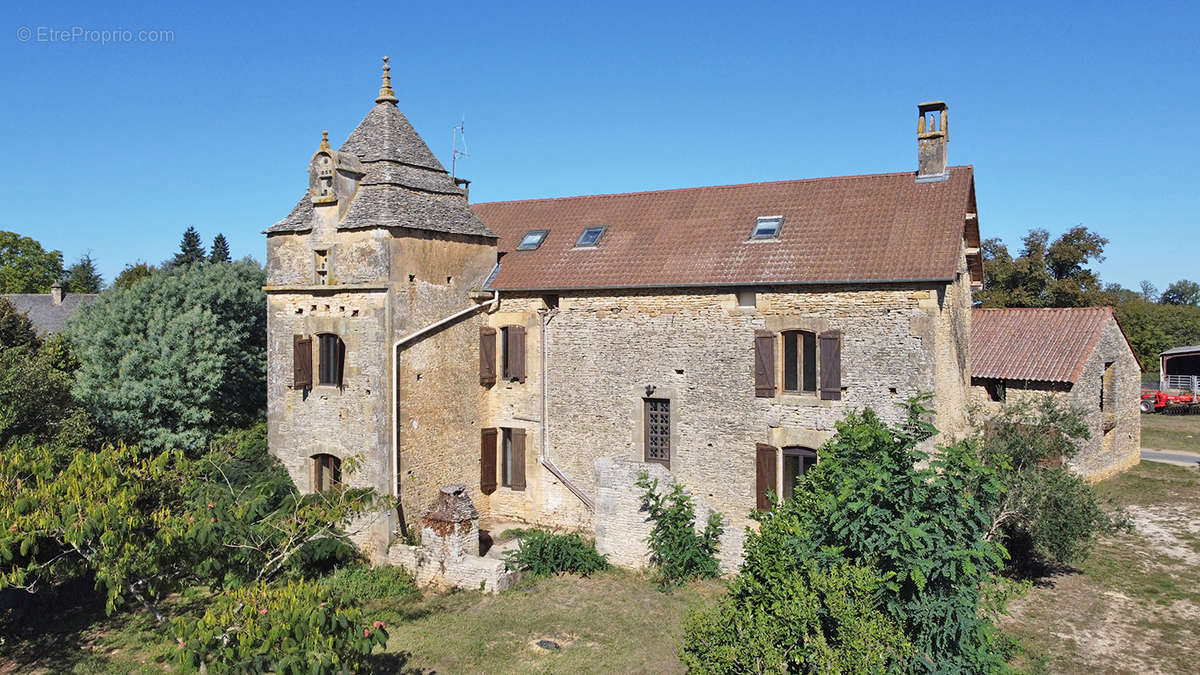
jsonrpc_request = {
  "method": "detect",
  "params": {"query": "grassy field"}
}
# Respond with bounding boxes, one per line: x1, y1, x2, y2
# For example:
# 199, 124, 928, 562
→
1003, 460, 1200, 673
1141, 408, 1200, 453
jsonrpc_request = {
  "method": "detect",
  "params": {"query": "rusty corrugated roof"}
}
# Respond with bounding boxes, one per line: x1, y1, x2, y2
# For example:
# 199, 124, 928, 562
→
473, 167, 975, 290
971, 307, 1117, 384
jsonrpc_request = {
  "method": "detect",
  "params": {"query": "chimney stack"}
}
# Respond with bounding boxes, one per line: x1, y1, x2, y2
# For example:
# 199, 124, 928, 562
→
916, 101, 949, 182
50, 282, 63, 306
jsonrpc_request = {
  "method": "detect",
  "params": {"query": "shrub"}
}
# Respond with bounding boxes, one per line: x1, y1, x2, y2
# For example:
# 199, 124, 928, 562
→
503, 529, 609, 578
321, 564, 418, 602
175, 579, 387, 673
635, 473, 724, 588
680, 562, 911, 674
973, 396, 1130, 569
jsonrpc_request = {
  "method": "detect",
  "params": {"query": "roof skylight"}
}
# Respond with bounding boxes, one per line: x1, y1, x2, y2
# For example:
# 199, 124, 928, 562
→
574, 226, 606, 248
516, 229, 549, 251
749, 216, 783, 240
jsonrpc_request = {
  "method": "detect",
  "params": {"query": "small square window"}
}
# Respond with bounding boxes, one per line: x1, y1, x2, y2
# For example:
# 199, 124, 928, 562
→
575, 226, 606, 248
750, 216, 783, 240
516, 230, 549, 251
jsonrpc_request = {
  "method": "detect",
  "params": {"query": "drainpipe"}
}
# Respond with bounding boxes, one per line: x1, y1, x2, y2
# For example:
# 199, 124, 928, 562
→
391, 283, 499, 504
538, 306, 595, 511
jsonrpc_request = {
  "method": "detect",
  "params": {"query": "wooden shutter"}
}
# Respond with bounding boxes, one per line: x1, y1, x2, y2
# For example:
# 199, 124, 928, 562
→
819, 330, 842, 401
510, 428, 527, 491
756, 444, 777, 511
480, 428, 498, 494
509, 326, 527, 383
754, 330, 776, 397
479, 327, 497, 387
293, 335, 312, 389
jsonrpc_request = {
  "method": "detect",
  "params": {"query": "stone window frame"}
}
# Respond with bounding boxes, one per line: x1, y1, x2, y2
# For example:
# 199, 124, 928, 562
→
311, 453, 342, 493
316, 333, 346, 388
631, 385, 681, 470
763, 317, 835, 403
780, 329, 818, 394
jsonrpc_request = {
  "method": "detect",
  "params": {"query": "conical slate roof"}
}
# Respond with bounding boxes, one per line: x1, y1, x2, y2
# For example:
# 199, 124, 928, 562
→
267, 82, 494, 238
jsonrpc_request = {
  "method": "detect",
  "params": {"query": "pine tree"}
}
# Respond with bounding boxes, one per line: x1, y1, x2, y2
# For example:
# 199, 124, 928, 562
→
209, 234, 231, 264
172, 227, 207, 268
65, 253, 104, 293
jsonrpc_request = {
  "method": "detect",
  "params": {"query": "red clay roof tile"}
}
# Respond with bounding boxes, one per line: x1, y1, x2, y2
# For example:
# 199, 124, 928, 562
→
472, 167, 975, 290
970, 307, 1116, 384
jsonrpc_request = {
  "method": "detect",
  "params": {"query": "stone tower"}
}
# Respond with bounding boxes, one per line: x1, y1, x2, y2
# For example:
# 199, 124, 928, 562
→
263, 58, 498, 558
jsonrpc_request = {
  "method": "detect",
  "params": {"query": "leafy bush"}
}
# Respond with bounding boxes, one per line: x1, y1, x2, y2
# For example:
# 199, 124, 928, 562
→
67, 260, 267, 452
635, 473, 724, 588
681, 562, 911, 674
320, 564, 418, 603
688, 401, 1012, 672
175, 579, 388, 673
503, 529, 609, 578
973, 396, 1130, 569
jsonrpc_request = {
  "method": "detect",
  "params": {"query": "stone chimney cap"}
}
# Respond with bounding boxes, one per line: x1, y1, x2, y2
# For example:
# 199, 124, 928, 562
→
422, 483, 479, 523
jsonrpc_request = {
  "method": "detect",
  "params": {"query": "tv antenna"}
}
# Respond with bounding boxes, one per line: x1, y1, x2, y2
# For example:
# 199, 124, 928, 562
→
451, 117, 469, 179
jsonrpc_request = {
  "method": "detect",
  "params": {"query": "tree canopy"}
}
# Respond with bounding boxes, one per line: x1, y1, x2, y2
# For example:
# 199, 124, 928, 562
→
1161, 279, 1200, 306
170, 226, 207, 269
67, 260, 267, 452
0, 231, 65, 294
64, 252, 104, 293
976, 226, 1108, 308
208, 233, 231, 264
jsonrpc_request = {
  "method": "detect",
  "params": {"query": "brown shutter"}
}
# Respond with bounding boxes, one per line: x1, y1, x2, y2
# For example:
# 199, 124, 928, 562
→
509, 325, 527, 383
293, 335, 312, 389
480, 428, 498, 494
510, 428, 527, 491
819, 330, 842, 401
479, 327, 497, 387
754, 330, 776, 397
756, 444, 777, 512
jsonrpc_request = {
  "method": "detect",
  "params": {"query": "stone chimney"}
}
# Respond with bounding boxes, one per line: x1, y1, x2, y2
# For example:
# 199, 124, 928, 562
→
419, 484, 480, 560
50, 282, 63, 306
916, 101, 949, 183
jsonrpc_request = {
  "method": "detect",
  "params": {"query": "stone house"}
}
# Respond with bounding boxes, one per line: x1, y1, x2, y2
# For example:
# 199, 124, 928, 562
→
969, 307, 1141, 480
263, 62, 991, 568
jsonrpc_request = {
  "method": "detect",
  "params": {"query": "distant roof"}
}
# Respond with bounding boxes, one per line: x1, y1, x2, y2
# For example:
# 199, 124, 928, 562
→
3, 292, 97, 335
971, 307, 1121, 384
473, 167, 978, 291
1161, 345, 1200, 356
267, 102, 495, 239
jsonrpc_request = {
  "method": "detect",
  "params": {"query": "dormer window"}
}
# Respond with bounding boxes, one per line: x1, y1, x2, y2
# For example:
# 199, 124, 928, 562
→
574, 226, 606, 248
749, 216, 783, 240
516, 230, 548, 251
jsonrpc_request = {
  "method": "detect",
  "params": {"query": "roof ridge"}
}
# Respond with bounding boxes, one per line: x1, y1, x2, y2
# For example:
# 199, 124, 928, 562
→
475, 165, 975, 207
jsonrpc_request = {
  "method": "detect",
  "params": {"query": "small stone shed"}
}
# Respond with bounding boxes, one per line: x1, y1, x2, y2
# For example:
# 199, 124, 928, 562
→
969, 307, 1140, 480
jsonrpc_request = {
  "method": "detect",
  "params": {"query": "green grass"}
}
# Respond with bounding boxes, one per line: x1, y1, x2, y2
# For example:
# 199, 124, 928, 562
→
1141, 407, 1200, 453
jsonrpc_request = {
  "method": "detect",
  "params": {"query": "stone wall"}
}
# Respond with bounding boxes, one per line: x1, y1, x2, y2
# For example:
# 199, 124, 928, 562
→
483, 281, 969, 564
594, 457, 744, 573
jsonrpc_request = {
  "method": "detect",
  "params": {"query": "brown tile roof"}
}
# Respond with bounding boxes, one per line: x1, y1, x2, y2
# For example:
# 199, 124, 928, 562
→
472, 166, 975, 291
971, 307, 1118, 384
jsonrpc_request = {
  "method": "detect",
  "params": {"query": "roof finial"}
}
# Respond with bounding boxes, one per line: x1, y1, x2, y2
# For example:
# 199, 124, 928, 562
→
319, 130, 331, 151
376, 56, 398, 105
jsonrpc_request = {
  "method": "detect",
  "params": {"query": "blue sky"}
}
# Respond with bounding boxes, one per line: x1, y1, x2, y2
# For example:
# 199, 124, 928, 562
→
3, 1, 1197, 291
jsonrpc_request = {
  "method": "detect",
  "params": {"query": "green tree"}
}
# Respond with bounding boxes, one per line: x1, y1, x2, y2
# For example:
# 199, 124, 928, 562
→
1114, 300, 1200, 371
112, 261, 157, 289
64, 252, 103, 293
1161, 279, 1200, 306
208, 233, 231, 264
972, 396, 1128, 569
977, 226, 1108, 308
0, 231, 64, 293
636, 473, 725, 588
67, 260, 267, 452
170, 226, 207, 268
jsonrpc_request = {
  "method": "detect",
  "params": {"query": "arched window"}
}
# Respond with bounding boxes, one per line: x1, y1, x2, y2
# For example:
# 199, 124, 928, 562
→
781, 446, 817, 500
317, 333, 345, 387
311, 453, 341, 492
